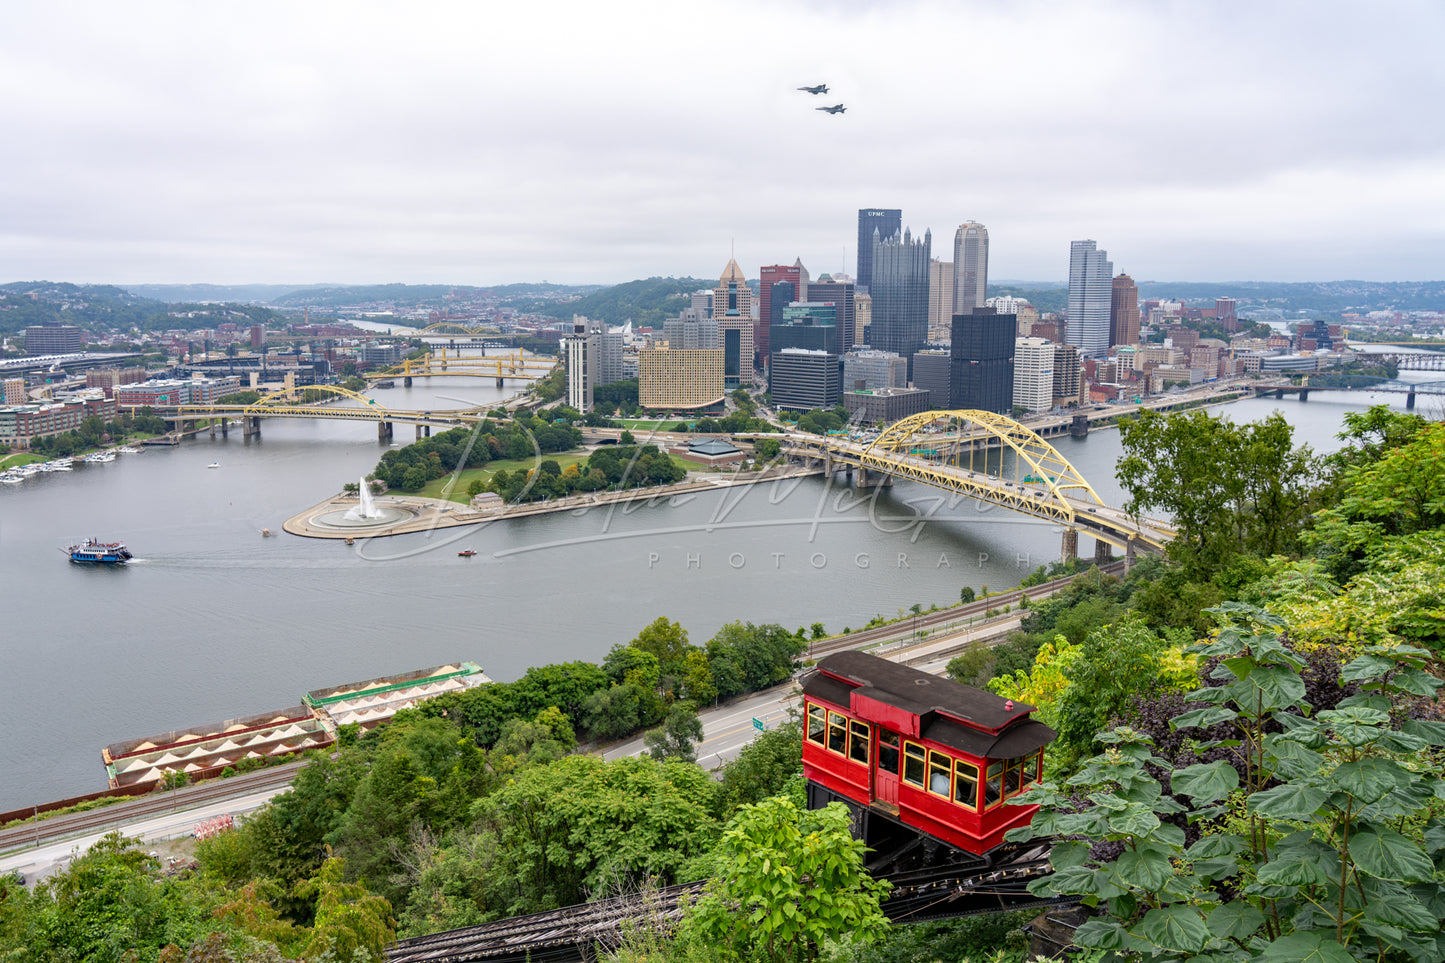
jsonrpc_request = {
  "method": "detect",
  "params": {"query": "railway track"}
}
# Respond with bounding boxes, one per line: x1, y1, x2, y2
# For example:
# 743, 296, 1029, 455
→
0, 762, 303, 854
386, 846, 1059, 962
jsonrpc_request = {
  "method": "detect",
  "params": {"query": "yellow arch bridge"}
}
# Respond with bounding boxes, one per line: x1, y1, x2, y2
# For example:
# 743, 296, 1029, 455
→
126, 384, 492, 443
785, 410, 1175, 560
363, 352, 556, 384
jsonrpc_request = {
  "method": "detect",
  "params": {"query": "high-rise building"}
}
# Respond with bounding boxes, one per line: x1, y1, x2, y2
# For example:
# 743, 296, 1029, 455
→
718, 315, 753, 390
1012, 337, 1054, 413
842, 348, 907, 392
870, 227, 931, 377
952, 221, 989, 313
25, 325, 84, 355
853, 291, 872, 346
950, 308, 1015, 414
856, 208, 902, 293
1216, 297, 1238, 332
663, 308, 719, 350
587, 318, 627, 386
911, 349, 951, 408
759, 264, 801, 369
638, 347, 725, 410
928, 259, 954, 342
805, 275, 857, 353
1052, 344, 1082, 407
770, 348, 841, 411
690, 290, 713, 319
562, 321, 598, 412
772, 302, 840, 355
1110, 274, 1139, 348
1066, 240, 1114, 358
714, 258, 752, 343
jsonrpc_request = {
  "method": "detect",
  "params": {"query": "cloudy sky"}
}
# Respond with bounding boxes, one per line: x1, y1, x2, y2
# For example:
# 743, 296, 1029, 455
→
4, 0, 1443, 286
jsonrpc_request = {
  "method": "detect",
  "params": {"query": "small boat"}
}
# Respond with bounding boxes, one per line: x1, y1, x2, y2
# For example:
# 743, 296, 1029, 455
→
207, 462, 220, 469
457, 549, 477, 557
260, 528, 273, 537
66, 537, 133, 565
345, 537, 355, 545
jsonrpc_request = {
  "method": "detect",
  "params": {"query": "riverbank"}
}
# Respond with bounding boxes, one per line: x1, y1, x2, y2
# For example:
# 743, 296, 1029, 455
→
282, 464, 825, 538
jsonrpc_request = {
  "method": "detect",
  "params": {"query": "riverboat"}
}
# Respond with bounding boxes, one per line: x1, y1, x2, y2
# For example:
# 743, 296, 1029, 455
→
66, 538, 134, 565
457, 549, 477, 557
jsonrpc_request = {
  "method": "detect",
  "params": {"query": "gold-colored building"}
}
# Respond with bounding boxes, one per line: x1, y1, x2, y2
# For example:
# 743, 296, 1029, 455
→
638, 346, 725, 410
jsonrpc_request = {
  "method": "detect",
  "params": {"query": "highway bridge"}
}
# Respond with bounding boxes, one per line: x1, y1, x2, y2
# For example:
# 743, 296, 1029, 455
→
1254, 374, 1445, 408
127, 384, 494, 442
782, 410, 1176, 561
363, 352, 556, 385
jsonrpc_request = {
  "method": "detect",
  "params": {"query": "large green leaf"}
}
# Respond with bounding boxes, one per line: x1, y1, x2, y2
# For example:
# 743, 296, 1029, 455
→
1330, 757, 1407, 803
1207, 901, 1265, 941
1237, 664, 1307, 712
1362, 878, 1440, 932
1350, 828, 1435, 882
1341, 653, 1398, 683
1257, 856, 1332, 887
1171, 761, 1240, 804
1114, 845, 1174, 892
1188, 835, 1246, 859
1248, 783, 1329, 819
1135, 905, 1210, 954
1264, 735, 1326, 780
1257, 932, 1357, 963
1072, 917, 1129, 950
1402, 718, 1445, 746
1108, 805, 1162, 838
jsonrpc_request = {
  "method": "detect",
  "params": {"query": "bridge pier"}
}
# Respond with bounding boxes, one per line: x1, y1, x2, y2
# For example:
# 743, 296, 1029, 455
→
1298, 389, 1309, 401
243, 416, 261, 438
404, 377, 413, 388
416, 424, 432, 440
1094, 539, 1113, 564
1069, 414, 1089, 437
219, 419, 228, 437
1407, 391, 1416, 410
856, 467, 892, 489
496, 378, 504, 387
1275, 389, 1284, 399
1061, 528, 1078, 563
378, 421, 392, 442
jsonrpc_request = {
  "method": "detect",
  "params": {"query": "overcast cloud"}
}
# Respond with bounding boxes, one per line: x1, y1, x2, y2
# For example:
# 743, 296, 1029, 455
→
3, 0, 1443, 286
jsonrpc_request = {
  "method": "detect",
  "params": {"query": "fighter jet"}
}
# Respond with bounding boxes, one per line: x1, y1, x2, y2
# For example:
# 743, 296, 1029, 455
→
816, 104, 847, 115
797, 83, 829, 95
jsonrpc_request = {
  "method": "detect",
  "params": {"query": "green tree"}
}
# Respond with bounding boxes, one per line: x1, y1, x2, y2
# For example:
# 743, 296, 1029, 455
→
643, 701, 705, 763
1010, 603, 1445, 963
959, 585, 976, 604
714, 719, 804, 814
296, 857, 395, 961
681, 797, 891, 963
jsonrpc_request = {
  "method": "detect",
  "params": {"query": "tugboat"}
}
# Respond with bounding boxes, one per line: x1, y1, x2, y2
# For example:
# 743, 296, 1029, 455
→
457, 549, 477, 557
66, 538, 133, 565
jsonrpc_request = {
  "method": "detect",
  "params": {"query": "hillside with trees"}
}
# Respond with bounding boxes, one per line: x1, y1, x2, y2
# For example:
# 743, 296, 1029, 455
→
519, 276, 714, 326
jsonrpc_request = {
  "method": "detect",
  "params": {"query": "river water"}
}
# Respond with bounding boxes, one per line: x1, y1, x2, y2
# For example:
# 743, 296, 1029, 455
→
0, 368, 1435, 810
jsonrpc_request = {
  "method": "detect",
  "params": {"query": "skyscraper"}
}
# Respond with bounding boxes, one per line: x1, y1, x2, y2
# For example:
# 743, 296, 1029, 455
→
952, 221, 989, 313
869, 226, 931, 377
950, 308, 1015, 414
805, 274, 856, 353
713, 258, 754, 389
856, 208, 902, 293
714, 258, 752, 334
562, 321, 598, 412
928, 259, 954, 342
1012, 337, 1054, 413
1110, 274, 1139, 347
759, 263, 801, 370
1066, 240, 1113, 358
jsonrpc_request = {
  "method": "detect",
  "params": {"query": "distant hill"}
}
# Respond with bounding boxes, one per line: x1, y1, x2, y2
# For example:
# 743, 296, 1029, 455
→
519, 277, 715, 327
123, 283, 314, 304
990, 280, 1445, 317
0, 281, 281, 337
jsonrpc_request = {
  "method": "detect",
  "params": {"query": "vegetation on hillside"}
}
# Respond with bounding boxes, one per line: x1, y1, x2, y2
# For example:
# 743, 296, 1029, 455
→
520, 276, 714, 327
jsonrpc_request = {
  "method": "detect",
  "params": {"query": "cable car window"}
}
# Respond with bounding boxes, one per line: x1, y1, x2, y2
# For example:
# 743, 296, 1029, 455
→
953, 760, 979, 810
983, 760, 1004, 808
1004, 757, 1023, 796
877, 730, 900, 775
903, 742, 925, 786
827, 712, 848, 754
849, 721, 871, 764
928, 751, 952, 796
805, 704, 826, 745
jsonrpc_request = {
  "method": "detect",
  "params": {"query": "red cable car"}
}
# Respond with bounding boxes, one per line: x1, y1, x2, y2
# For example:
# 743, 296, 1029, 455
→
802, 651, 1055, 858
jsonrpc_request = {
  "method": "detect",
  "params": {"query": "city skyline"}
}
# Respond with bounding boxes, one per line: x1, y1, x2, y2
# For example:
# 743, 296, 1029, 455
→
3, 1, 1443, 286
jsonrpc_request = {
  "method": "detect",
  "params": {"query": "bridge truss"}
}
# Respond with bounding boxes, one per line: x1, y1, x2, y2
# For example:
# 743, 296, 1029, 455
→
364, 353, 556, 381
800, 410, 1173, 552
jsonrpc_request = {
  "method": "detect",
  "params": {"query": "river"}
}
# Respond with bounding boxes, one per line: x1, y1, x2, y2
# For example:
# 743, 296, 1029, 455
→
0, 368, 1435, 810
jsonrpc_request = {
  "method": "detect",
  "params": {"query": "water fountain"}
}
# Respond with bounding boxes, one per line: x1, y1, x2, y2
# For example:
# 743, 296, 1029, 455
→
343, 477, 385, 520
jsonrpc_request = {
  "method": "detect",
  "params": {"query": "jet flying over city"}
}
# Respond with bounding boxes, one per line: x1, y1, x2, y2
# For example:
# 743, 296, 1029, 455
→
816, 104, 846, 115
797, 83, 829, 94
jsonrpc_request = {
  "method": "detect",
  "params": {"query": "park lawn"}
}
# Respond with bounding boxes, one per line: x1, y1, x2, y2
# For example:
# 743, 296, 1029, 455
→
0, 452, 47, 469
420, 451, 591, 503
614, 418, 678, 431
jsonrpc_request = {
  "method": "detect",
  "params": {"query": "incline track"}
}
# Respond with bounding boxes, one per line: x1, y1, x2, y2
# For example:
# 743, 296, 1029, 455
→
386, 846, 1059, 962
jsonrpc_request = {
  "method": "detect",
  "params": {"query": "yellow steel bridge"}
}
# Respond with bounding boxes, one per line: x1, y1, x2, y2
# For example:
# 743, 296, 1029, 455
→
786, 410, 1175, 554
363, 352, 556, 382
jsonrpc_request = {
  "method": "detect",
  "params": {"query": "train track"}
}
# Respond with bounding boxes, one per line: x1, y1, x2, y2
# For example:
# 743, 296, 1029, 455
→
0, 762, 303, 854
386, 846, 1058, 963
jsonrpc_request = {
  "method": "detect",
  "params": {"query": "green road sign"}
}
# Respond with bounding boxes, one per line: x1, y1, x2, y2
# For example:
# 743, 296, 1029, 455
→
752, 717, 764, 731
